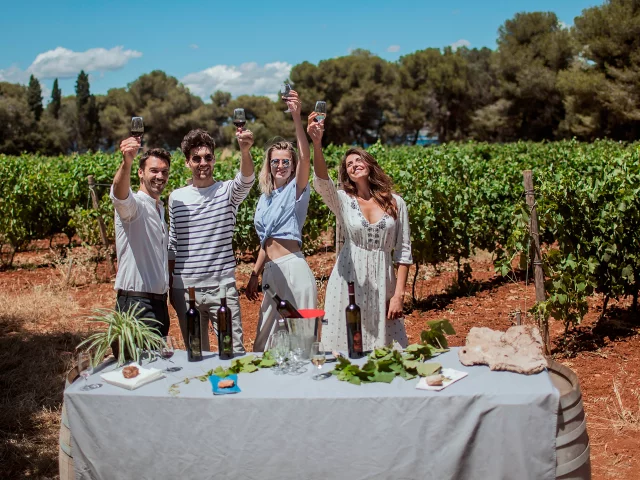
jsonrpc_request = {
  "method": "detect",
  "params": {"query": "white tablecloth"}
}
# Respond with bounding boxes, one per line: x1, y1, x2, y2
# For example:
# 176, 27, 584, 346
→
65, 348, 559, 480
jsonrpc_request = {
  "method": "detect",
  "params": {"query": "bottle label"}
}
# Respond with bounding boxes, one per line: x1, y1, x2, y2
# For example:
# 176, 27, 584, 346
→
353, 332, 363, 352
190, 337, 201, 355
223, 335, 232, 353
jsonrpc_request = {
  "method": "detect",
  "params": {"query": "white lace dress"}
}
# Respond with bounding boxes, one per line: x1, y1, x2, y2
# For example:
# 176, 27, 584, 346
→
313, 175, 413, 351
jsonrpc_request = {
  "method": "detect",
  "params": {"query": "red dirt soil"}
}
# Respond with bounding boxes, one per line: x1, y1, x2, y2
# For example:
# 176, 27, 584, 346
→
2, 236, 638, 480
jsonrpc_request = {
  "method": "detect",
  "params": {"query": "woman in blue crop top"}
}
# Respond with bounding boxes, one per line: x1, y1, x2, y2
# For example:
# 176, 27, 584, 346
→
246, 90, 317, 351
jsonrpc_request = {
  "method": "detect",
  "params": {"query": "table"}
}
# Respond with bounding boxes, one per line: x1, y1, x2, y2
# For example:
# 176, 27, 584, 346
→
65, 348, 559, 480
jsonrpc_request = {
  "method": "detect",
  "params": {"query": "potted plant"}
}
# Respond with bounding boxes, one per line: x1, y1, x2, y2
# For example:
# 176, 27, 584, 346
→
78, 304, 165, 366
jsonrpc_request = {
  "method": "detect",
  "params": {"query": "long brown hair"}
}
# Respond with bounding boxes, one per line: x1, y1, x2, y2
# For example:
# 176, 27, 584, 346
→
259, 139, 299, 195
339, 147, 397, 219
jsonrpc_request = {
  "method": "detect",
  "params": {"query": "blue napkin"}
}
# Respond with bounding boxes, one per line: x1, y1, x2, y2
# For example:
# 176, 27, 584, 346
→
209, 374, 241, 395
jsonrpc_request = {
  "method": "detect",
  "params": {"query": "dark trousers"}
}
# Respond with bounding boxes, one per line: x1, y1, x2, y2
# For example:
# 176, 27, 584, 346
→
115, 295, 170, 337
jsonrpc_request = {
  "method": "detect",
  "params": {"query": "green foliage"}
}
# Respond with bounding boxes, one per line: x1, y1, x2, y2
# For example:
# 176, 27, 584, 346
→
332, 320, 454, 385
77, 305, 165, 367
27, 75, 43, 122
168, 353, 276, 395
50, 79, 61, 119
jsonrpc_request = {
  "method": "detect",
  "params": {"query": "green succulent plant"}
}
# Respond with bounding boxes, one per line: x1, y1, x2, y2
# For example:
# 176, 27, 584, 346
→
77, 304, 165, 366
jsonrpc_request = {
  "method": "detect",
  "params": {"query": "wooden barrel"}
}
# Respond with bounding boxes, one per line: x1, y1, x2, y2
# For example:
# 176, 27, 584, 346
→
548, 360, 591, 480
59, 365, 79, 480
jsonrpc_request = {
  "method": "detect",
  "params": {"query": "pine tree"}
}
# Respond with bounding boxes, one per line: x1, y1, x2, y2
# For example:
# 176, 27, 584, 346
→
27, 75, 43, 121
50, 78, 61, 119
75, 70, 100, 150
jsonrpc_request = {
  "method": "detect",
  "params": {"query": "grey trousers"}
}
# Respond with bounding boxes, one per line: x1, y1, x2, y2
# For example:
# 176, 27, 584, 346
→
171, 283, 245, 353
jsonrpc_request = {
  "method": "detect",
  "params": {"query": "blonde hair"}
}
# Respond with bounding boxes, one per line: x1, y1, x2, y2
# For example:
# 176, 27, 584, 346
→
258, 138, 299, 195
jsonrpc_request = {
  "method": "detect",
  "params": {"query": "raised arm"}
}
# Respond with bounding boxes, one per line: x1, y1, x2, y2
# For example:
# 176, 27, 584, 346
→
112, 137, 140, 200
286, 91, 310, 199
236, 128, 255, 177
307, 112, 329, 180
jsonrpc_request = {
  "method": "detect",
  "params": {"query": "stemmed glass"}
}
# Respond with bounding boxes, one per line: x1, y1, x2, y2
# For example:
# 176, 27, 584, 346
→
314, 101, 326, 122
78, 352, 102, 391
289, 335, 306, 374
233, 108, 246, 131
280, 83, 292, 113
131, 116, 144, 150
267, 330, 290, 374
161, 336, 182, 372
310, 342, 328, 380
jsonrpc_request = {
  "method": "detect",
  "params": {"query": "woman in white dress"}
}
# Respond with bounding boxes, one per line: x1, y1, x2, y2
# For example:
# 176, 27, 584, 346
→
307, 113, 413, 351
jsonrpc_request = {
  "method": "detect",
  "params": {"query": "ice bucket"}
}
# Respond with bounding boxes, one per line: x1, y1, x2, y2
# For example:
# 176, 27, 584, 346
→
287, 309, 324, 359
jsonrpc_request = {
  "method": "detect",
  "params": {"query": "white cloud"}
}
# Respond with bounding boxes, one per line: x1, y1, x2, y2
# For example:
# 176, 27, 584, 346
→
189, 44, 199, 49
27, 46, 142, 79
182, 61, 292, 100
386, 45, 401, 53
450, 39, 471, 51
0, 65, 29, 84
559, 21, 570, 30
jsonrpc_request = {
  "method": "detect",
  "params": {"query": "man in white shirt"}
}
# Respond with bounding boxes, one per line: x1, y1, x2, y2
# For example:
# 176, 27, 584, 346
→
169, 128, 254, 353
111, 137, 171, 336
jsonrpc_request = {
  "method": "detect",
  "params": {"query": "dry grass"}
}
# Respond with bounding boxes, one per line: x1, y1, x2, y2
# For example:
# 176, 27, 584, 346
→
0, 285, 85, 479
610, 380, 640, 432
46, 247, 100, 288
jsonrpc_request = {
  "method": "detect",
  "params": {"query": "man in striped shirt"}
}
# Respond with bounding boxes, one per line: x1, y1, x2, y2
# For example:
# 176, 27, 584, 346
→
168, 128, 255, 353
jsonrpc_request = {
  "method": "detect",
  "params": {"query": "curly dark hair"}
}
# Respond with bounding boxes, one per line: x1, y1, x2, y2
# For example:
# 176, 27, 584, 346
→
339, 147, 398, 219
139, 148, 172, 170
181, 129, 216, 160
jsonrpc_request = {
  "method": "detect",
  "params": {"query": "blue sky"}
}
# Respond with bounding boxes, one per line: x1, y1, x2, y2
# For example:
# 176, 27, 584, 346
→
0, 0, 601, 101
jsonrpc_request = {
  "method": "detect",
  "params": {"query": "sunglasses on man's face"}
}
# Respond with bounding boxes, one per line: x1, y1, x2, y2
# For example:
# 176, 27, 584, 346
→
270, 158, 291, 168
191, 154, 214, 164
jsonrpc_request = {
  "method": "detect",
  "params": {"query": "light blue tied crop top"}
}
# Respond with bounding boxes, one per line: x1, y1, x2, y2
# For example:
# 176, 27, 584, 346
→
254, 179, 310, 247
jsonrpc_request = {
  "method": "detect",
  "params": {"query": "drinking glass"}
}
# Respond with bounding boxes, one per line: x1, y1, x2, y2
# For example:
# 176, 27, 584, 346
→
314, 101, 326, 122
78, 352, 102, 390
280, 83, 292, 113
161, 336, 182, 372
288, 335, 306, 373
131, 116, 144, 151
233, 108, 246, 130
310, 342, 328, 380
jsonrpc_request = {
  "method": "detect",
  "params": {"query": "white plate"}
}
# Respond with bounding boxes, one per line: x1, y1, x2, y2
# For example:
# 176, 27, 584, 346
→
416, 368, 468, 392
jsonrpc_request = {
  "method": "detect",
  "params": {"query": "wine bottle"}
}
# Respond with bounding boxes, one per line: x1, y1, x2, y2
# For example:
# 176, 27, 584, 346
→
263, 284, 303, 319
345, 282, 364, 359
186, 287, 202, 362
217, 288, 233, 360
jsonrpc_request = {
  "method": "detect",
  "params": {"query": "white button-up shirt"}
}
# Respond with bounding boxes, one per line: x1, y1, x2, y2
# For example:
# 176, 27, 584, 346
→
110, 186, 169, 294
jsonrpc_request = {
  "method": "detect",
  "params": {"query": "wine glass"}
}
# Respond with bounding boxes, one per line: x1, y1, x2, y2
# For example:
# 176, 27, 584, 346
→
310, 342, 328, 380
131, 116, 144, 151
161, 336, 182, 372
233, 108, 246, 131
280, 83, 292, 113
314, 101, 326, 122
77, 352, 102, 391
289, 335, 306, 374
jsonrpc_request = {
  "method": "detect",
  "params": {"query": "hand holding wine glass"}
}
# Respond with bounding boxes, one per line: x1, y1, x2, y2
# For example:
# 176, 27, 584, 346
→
236, 128, 254, 153
284, 90, 301, 117
307, 112, 325, 145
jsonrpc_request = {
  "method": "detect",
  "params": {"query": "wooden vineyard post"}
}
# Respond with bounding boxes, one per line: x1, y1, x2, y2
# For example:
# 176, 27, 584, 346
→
523, 170, 549, 355
87, 175, 115, 276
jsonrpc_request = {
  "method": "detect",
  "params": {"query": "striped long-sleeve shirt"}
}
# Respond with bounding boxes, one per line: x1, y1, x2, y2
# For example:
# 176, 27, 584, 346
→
168, 172, 255, 288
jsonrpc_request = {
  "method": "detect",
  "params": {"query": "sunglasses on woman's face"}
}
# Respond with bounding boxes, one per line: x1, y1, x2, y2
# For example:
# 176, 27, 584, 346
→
270, 158, 291, 168
191, 154, 214, 164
